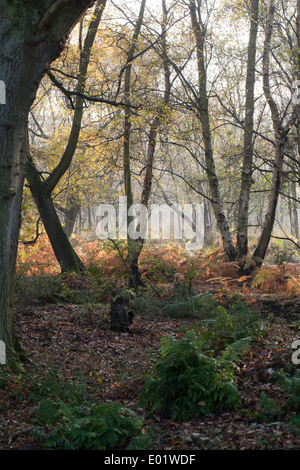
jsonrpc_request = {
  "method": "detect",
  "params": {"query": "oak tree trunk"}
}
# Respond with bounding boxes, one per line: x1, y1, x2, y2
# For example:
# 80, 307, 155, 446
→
0, 0, 99, 370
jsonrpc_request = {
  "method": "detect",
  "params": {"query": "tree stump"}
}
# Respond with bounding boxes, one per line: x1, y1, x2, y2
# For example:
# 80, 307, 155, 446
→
109, 289, 135, 333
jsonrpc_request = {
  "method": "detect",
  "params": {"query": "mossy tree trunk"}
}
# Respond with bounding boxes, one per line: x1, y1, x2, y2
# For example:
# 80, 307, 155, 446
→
0, 0, 102, 370
26, 156, 85, 273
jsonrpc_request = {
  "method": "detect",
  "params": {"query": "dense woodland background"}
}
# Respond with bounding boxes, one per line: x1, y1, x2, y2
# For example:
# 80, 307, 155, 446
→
1, 0, 300, 451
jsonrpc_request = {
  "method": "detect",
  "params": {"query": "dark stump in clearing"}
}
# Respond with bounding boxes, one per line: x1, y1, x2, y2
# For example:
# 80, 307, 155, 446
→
109, 289, 135, 333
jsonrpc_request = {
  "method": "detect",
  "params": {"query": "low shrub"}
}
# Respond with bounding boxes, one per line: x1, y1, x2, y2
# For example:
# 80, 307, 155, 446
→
31, 369, 152, 450
263, 369, 300, 436
276, 369, 300, 412
138, 331, 240, 421
14, 275, 63, 305
256, 392, 283, 423
133, 288, 217, 319
267, 240, 300, 267
187, 302, 260, 355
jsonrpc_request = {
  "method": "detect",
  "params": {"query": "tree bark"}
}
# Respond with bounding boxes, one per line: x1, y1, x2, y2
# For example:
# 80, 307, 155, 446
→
236, 0, 259, 258
0, 0, 100, 370
252, 0, 297, 264
64, 201, 81, 238
291, 177, 300, 242
26, 156, 85, 273
122, 0, 147, 288
189, 0, 237, 261
127, 0, 171, 287
252, 142, 285, 262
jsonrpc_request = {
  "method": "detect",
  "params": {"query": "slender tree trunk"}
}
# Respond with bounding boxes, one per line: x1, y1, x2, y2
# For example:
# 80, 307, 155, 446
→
127, 0, 171, 286
88, 206, 93, 232
196, 162, 213, 246
129, 119, 165, 286
253, 142, 286, 262
122, 0, 147, 288
64, 202, 81, 238
0, 112, 28, 372
252, 0, 297, 265
291, 179, 300, 242
237, 0, 259, 259
203, 199, 213, 246
189, 0, 237, 261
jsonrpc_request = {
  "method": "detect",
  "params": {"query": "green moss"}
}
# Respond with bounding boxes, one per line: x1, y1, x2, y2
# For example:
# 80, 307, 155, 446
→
0, 1, 40, 50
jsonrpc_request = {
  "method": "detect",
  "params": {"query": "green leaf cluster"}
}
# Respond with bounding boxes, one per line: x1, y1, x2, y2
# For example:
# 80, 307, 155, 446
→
189, 302, 260, 355
277, 369, 300, 412
30, 369, 152, 450
138, 330, 240, 421
261, 369, 300, 436
133, 289, 217, 319
256, 392, 283, 423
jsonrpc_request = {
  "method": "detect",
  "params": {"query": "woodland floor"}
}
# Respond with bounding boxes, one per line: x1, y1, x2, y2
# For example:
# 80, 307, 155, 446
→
1, 272, 300, 451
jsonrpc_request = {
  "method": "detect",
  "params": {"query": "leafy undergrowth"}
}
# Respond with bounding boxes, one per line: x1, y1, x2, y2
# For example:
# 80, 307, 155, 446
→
17, 235, 300, 298
1, 273, 300, 450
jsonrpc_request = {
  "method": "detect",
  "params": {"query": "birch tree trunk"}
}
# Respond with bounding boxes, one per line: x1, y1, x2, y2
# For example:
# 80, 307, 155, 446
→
237, 0, 259, 259
252, 0, 298, 264
189, 0, 237, 261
